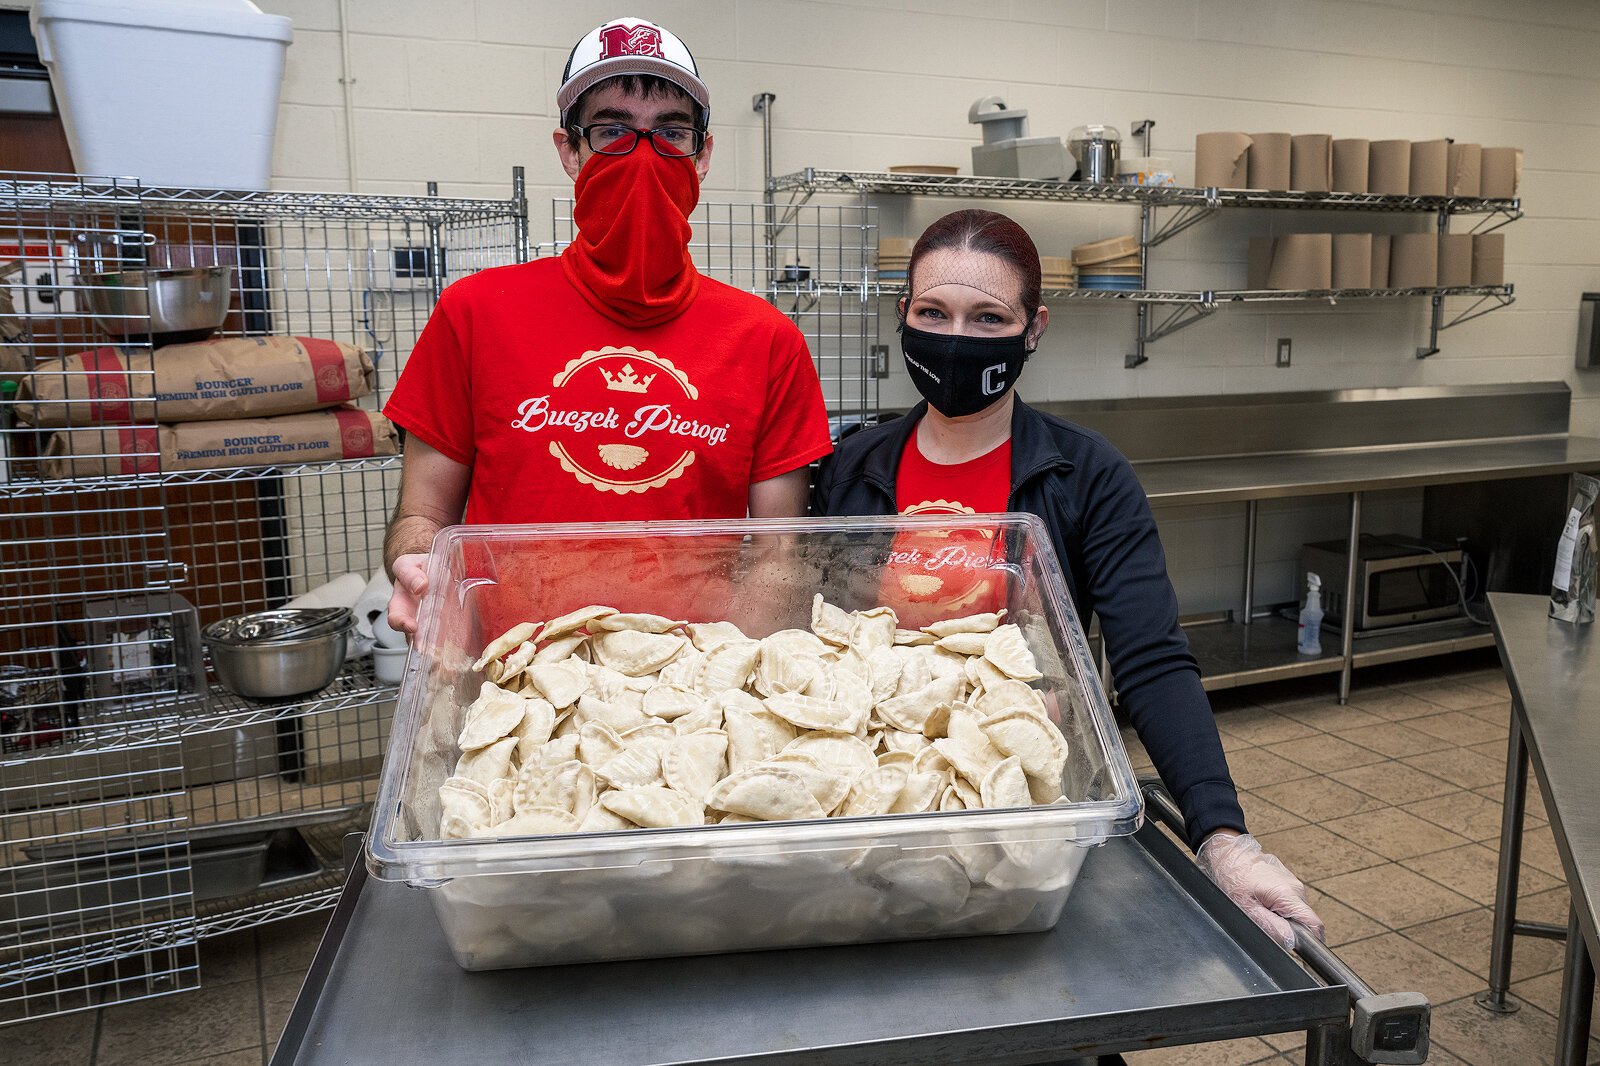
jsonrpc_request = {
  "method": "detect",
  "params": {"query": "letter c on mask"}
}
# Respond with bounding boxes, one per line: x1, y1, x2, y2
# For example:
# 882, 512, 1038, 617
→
981, 364, 1006, 396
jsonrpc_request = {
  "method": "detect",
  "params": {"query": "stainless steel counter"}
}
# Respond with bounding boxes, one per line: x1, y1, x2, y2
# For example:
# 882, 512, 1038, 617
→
1135, 436, 1600, 505
270, 823, 1352, 1066
1481, 593, 1598, 1064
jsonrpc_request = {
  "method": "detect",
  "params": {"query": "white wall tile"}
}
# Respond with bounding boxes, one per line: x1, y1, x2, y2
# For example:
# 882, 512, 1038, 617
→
1197, 0, 1439, 62
345, 0, 477, 40
405, 41, 546, 115
271, 104, 349, 182
277, 28, 346, 107
1010, 0, 1106, 30
257, 0, 341, 32
354, 109, 482, 185
348, 33, 413, 111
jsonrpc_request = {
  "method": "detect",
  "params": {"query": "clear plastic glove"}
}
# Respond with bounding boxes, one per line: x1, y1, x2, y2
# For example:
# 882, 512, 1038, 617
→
386, 553, 429, 636
1196, 831, 1325, 951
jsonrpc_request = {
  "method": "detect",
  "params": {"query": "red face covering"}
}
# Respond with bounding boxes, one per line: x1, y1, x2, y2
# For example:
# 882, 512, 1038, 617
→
561, 143, 701, 328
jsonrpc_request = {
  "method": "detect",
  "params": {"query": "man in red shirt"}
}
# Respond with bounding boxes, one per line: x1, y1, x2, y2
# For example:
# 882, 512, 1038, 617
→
382, 17, 832, 631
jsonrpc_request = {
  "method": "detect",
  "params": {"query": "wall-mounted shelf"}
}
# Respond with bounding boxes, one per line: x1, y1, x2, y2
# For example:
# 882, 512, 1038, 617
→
766, 164, 1524, 367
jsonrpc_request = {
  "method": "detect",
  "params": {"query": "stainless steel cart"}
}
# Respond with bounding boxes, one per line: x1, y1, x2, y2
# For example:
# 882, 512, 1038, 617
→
270, 785, 1427, 1066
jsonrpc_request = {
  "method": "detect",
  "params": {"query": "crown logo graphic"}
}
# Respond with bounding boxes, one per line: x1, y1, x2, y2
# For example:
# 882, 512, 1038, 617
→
600, 363, 654, 394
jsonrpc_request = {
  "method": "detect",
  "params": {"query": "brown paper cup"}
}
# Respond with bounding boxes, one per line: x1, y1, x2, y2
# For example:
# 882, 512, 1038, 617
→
1370, 234, 1392, 288
1448, 143, 1482, 198
1409, 139, 1448, 197
1291, 134, 1333, 192
1333, 233, 1374, 289
1195, 132, 1252, 188
1268, 233, 1333, 290
1481, 147, 1522, 198
1332, 139, 1370, 193
1390, 233, 1439, 288
1438, 233, 1474, 287
1247, 237, 1275, 289
1369, 139, 1411, 196
1247, 133, 1293, 191
1472, 233, 1506, 285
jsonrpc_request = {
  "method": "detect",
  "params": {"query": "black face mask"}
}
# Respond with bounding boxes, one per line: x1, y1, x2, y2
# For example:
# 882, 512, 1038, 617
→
900, 318, 1033, 418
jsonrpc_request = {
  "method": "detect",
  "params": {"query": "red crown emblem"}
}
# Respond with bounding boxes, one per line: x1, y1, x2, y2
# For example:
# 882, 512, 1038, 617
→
597, 23, 663, 59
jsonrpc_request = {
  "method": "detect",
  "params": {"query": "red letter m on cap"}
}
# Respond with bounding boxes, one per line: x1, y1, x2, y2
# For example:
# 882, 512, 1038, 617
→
598, 23, 664, 59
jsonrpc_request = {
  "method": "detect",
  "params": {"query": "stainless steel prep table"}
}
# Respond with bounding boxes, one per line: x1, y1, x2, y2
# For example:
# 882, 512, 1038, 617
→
1480, 592, 1599, 1065
270, 821, 1357, 1066
1029, 384, 1600, 703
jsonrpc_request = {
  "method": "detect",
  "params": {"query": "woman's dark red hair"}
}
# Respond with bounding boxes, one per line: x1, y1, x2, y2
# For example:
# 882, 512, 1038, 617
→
907, 209, 1043, 316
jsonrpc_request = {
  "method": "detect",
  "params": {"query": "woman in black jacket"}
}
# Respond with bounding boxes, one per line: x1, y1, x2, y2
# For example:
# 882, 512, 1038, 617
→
812, 209, 1322, 949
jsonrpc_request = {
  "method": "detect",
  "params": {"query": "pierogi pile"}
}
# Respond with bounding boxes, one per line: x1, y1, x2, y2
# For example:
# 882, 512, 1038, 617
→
438, 595, 1070, 840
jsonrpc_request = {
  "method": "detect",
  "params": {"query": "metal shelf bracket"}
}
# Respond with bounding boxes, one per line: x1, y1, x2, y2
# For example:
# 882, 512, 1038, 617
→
1147, 202, 1218, 247
1416, 283, 1516, 359
1469, 199, 1523, 235
1128, 296, 1217, 367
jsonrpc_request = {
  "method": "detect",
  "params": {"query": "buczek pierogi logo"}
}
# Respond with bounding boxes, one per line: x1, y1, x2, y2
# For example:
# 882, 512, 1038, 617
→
512, 345, 730, 494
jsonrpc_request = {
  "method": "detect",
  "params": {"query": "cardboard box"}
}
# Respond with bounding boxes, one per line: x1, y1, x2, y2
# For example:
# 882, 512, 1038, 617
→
1246, 132, 1292, 191
1481, 147, 1522, 198
1390, 233, 1438, 288
1472, 233, 1506, 286
1332, 138, 1370, 193
1333, 233, 1374, 289
1369, 140, 1411, 196
1409, 139, 1449, 197
1438, 233, 1474, 288
1290, 134, 1332, 193
1448, 143, 1482, 198
1195, 132, 1251, 188
1371, 234, 1392, 288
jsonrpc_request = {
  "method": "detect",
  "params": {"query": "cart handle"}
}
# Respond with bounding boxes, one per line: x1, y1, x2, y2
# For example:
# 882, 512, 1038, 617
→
1137, 776, 1430, 1066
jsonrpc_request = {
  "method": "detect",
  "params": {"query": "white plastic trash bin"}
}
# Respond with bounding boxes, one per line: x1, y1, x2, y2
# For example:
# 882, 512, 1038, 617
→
31, 0, 294, 190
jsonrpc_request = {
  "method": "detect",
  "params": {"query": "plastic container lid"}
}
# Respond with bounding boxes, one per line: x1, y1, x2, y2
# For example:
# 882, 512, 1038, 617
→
1072, 235, 1141, 266
1068, 124, 1122, 144
1118, 156, 1172, 173
33, 0, 293, 43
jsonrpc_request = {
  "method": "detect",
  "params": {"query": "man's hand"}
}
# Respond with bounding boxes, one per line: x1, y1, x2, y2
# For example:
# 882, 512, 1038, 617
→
383, 436, 471, 635
387, 553, 431, 635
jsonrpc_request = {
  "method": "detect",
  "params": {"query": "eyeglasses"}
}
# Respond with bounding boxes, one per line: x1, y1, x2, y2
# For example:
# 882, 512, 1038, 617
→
569, 124, 706, 157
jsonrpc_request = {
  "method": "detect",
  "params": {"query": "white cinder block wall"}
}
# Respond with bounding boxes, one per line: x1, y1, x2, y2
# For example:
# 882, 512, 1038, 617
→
59, 0, 1600, 616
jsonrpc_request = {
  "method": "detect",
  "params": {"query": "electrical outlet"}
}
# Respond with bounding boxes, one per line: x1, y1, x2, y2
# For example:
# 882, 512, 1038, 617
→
871, 343, 890, 379
1276, 337, 1292, 367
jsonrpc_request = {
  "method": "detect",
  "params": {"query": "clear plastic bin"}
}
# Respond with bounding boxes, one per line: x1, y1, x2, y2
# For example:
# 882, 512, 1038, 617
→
366, 515, 1142, 970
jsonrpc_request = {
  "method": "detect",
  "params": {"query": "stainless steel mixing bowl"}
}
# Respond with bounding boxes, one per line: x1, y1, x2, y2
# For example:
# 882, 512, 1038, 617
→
77, 266, 234, 342
204, 609, 352, 700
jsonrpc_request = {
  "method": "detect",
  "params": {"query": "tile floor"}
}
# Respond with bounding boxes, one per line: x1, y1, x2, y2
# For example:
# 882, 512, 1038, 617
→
7, 651, 1598, 1065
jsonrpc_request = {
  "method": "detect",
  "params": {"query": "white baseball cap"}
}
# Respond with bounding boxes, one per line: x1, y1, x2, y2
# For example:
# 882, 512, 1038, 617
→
558, 18, 710, 128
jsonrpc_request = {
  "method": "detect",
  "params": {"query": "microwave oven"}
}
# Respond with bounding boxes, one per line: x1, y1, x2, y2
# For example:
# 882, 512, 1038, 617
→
1297, 537, 1465, 631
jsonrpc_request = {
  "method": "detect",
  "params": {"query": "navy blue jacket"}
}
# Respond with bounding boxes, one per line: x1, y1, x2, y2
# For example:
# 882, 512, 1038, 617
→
811, 397, 1246, 849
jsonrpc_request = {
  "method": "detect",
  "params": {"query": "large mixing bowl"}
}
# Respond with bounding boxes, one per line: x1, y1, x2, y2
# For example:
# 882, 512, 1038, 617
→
205, 609, 352, 700
78, 266, 234, 343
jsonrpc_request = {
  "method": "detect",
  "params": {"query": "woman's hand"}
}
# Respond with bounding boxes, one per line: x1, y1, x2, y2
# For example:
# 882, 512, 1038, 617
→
387, 553, 430, 635
1196, 830, 1325, 951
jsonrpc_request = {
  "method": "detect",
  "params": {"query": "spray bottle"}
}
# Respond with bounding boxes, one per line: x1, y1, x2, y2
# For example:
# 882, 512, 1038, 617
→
1297, 573, 1323, 656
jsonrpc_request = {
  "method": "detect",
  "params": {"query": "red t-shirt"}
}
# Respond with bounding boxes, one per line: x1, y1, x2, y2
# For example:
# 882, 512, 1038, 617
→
384, 258, 832, 524
884, 426, 1012, 628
